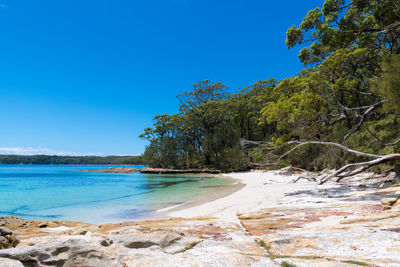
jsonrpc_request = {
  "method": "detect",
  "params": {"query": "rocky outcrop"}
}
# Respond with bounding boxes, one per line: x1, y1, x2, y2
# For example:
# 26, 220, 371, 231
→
0, 236, 121, 267
392, 198, 400, 210
0, 217, 274, 266
238, 189, 400, 266
81, 167, 139, 173
0, 228, 19, 249
381, 197, 400, 210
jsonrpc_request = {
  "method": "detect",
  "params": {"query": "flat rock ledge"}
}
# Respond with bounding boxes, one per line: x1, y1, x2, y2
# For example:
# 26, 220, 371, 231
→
0, 216, 272, 267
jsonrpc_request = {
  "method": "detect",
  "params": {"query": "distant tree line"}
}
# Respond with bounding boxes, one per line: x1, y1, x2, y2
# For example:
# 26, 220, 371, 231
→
0, 155, 146, 165
140, 0, 400, 173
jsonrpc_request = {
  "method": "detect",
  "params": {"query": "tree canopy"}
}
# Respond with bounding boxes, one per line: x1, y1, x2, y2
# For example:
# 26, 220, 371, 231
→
141, 0, 400, 173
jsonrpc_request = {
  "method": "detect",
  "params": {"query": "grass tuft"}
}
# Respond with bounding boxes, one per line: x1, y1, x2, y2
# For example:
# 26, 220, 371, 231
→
172, 241, 202, 254
280, 261, 297, 267
342, 260, 369, 266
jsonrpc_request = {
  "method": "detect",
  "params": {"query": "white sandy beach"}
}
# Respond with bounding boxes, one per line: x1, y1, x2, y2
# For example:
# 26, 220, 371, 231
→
168, 170, 335, 222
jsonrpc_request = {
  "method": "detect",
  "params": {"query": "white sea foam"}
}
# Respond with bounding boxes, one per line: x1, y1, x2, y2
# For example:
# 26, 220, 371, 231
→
156, 203, 185, 213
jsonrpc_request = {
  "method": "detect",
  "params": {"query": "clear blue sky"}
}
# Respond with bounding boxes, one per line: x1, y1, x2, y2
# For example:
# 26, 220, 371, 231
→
0, 0, 323, 156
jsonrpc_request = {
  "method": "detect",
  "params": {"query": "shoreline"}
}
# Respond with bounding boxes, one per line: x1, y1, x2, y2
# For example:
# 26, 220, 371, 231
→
1, 170, 400, 266
155, 175, 244, 218
168, 170, 295, 221
80, 167, 223, 174
167, 170, 400, 221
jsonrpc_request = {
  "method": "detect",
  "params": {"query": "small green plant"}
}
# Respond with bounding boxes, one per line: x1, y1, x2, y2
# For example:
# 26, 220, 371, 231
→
281, 261, 297, 267
256, 239, 277, 259
172, 241, 202, 254
341, 260, 369, 266
257, 239, 268, 249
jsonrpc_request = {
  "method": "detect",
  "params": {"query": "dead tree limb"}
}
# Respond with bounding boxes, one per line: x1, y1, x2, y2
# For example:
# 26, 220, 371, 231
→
243, 138, 400, 184
248, 140, 381, 167
365, 127, 400, 147
342, 100, 388, 142
274, 141, 381, 167
319, 154, 400, 184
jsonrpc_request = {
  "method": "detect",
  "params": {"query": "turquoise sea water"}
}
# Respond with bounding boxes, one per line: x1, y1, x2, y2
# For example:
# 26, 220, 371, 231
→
0, 165, 233, 223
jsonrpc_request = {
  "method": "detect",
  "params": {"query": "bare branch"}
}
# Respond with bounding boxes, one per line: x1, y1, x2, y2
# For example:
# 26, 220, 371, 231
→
319, 154, 400, 184
339, 100, 387, 111
288, 167, 321, 183
353, 21, 400, 35
247, 140, 381, 167
244, 138, 400, 185
240, 139, 278, 151
365, 128, 400, 147
342, 100, 387, 142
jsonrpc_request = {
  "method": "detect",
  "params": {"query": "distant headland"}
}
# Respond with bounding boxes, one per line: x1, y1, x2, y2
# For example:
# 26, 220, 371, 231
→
0, 155, 146, 165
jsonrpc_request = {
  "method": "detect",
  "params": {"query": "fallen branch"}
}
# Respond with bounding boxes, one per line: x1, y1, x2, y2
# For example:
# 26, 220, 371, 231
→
243, 138, 400, 184
291, 140, 380, 156
252, 141, 381, 167
319, 154, 400, 184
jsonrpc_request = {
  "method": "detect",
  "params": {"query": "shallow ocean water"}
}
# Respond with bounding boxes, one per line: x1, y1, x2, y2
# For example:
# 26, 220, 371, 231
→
0, 165, 233, 223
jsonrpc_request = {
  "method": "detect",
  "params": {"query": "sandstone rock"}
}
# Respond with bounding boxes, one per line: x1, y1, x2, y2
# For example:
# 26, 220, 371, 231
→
381, 198, 398, 210
0, 236, 120, 267
109, 231, 182, 249
0, 217, 25, 229
0, 258, 24, 267
70, 229, 88, 236
0, 227, 13, 236
37, 222, 48, 228
381, 198, 397, 206
392, 198, 400, 210
0, 228, 19, 249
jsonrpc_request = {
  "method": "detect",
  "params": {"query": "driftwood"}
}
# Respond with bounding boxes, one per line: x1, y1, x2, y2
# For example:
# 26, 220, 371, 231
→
243, 139, 400, 184
322, 154, 400, 184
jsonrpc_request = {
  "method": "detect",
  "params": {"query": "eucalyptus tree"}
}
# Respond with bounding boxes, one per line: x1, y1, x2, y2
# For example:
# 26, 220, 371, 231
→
250, 0, 400, 181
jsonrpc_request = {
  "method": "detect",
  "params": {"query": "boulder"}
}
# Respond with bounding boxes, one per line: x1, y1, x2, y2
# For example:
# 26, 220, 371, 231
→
0, 228, 19, 249
392, 198, 400, 211
381, 198, 397, 210
0, 228, 12, 236
381, 198, 397, 206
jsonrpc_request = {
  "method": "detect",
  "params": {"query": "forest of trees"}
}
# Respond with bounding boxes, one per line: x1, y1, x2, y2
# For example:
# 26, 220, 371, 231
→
0, 155, 146, 165
140, 0, 400, 176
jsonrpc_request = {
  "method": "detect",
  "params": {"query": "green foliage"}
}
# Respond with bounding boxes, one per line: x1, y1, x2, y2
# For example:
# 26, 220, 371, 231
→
373, 54, 400, 114
341, 260, 369, 266
280, 261, 297, 267
141, 1, 400, 172
287, 0, 400, 65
